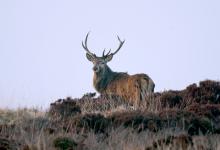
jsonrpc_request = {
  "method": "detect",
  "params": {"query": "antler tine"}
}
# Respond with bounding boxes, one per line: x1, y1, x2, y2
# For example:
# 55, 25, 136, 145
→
82, 32, 94, 56
106, 49, 111, 55
102, 49, 111, 57
111, 36, 125, 55
102, 49, 106, 57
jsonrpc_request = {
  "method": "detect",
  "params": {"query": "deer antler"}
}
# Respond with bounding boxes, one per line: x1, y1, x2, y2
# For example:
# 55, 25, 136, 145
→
102, 36, 125, 58
102, 49, 111, 57
83, 33, 125, 58
112, 36, 125, 55
82, 32, 95, 57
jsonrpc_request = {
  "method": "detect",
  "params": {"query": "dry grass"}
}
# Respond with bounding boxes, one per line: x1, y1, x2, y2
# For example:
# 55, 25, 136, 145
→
0, 110, 220, 150
1, 80, 220, 150
0, 108, 45, 125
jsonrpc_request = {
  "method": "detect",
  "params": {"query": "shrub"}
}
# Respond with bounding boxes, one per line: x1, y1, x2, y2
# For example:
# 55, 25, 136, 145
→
53, 137, 77, 150
49, 97, 81, 118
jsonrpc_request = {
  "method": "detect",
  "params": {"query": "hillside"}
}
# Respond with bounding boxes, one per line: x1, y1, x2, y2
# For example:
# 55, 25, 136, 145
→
1, 80, 220, 150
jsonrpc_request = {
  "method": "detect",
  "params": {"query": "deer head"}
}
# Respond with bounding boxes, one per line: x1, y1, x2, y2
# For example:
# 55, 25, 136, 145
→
82, 33, 125, 74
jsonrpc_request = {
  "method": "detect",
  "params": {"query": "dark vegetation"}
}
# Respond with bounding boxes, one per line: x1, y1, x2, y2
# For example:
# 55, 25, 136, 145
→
0, 80, 220, 149
48, 80, 220, 134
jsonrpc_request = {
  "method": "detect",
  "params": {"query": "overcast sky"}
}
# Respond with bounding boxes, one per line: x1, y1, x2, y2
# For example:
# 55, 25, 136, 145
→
0, 0, 220, 109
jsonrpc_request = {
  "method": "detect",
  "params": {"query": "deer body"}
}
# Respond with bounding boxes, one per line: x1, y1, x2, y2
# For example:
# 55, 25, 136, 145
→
82, 33, 155, 105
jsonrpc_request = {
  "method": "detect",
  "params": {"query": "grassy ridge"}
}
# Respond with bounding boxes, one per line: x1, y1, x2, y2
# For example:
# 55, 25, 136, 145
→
1, 80, 220, 149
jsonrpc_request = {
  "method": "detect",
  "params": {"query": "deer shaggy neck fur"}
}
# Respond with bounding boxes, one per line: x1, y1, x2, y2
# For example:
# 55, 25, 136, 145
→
93, 65, 126, 93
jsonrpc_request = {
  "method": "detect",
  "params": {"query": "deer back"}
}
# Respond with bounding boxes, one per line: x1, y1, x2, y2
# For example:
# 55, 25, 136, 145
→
103, 73, 155, 105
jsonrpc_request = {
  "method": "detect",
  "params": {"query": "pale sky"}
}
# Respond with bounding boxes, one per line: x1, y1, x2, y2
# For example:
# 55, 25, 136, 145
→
0, 0, 220, 109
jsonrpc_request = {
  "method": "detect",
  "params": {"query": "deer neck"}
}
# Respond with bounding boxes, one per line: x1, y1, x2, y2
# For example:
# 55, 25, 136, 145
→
93, 65, 115, 93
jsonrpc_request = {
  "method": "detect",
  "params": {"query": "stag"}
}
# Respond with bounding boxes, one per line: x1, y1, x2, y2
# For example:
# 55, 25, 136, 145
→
82, 33, 155, 106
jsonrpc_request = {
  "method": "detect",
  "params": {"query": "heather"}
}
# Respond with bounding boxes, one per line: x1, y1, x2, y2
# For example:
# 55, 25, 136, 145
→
1, 80, 220, 150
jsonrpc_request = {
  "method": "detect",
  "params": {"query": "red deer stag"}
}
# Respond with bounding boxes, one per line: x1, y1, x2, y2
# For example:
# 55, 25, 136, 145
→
82, 33, 155, 106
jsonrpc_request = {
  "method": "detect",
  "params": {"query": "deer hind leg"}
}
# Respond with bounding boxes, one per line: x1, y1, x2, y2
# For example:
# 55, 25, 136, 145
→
140, 78, 148, 98
139, 78, 154, 107
141, 78, 155, 93
132, 81, 141, 108
148, 78, 155, 92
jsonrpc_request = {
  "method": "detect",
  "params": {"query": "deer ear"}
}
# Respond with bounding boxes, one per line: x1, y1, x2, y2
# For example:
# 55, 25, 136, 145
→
105, 54, 113, 62
86, 53, 94, 62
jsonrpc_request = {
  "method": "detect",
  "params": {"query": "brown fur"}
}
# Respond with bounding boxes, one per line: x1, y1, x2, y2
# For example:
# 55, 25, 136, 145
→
93, 65, 155, 106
